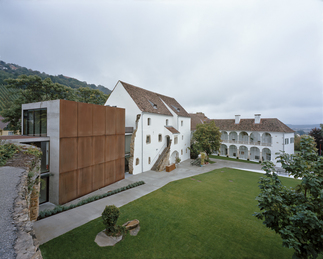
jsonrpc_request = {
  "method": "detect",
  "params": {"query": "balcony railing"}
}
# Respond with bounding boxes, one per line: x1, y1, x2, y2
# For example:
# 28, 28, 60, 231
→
221, 139, 271, 147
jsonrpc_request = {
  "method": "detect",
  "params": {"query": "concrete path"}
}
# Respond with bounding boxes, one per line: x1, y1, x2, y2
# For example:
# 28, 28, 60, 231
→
34, 159, 264, 244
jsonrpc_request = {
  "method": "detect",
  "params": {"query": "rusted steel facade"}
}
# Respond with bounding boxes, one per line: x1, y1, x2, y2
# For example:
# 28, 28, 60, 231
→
59, 100, 125, 204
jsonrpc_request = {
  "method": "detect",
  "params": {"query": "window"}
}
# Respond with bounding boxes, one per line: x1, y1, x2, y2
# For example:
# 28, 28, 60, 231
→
146, 135, 151, 144
147, 118, 151, 126
285, 138, 289, 145
158, 134, 162, 142
181, 149, 183, 155
181, 120, 183, 126
148, 157, 151, 164
290, 138, 294, 144
23, 108, 47, 136
174, 136, 178, 144
182, 135, 184, 140
136, 158, 140, 165
166, 119, 168, 126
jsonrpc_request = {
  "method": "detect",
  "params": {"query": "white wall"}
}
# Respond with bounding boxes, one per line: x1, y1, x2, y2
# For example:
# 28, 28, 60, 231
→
104, 81, 141, 128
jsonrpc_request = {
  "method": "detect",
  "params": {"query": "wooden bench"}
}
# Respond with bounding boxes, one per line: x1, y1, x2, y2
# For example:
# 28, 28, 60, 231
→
166, 163, 176, 172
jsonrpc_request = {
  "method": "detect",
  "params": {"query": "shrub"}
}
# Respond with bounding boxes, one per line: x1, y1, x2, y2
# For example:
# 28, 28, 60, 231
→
102, 205, 120, 235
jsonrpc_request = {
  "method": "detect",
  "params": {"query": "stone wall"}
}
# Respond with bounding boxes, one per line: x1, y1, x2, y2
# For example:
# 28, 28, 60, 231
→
3, 143, 43, 259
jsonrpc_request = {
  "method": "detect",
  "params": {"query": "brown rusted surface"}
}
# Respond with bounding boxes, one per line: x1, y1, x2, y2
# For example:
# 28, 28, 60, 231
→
93, 105, 106, 136
93, 136, 105, 165
60, 100, 78, 138
77, 166, 93, 197
78, 102, 93, 137
77, 137, 93, 169
105, 107, 116, 135
59, 170, 78, 204
166, 164, 176, 172
92, 163, 105, 190
59, 138, 78, 173
58, 102, 125, 204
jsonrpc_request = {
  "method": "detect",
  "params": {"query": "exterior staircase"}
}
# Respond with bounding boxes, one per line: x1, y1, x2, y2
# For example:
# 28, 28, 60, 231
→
151, 141, 171, 172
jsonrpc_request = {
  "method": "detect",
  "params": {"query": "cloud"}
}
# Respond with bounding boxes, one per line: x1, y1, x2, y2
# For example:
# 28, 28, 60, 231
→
0, 0, 322, 124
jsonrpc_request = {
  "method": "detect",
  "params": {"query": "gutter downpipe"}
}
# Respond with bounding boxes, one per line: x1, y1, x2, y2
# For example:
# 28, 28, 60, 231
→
141, 112, 144, 174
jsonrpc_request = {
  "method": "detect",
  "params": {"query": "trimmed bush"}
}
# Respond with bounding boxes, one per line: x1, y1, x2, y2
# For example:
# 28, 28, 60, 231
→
102, 205, 120, 235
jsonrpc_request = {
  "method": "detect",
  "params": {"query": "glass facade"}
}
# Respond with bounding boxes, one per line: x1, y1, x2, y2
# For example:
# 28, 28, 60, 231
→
23, 109, 47, 136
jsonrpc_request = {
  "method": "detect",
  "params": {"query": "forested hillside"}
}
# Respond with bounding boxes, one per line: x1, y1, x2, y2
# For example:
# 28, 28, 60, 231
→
0, 60, 111, 111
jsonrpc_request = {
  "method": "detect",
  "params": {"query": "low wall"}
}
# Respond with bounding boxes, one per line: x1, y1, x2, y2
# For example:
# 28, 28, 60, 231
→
1, 143, 43, 259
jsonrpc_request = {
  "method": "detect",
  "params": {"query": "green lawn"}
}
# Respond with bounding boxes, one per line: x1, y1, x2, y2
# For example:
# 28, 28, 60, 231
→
209, 154, 261, 164
40, 168, 300, 259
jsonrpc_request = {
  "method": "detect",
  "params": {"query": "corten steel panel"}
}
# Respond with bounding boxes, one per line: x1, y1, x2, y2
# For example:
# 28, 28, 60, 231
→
115, 108, 125, 135
92, 105, 106, 136
60, 138, 78, 173
116, 135, 125, 160
78, 137, 93, 169
92, 163, 105, 190
93, 136, 105, 165
60, 100, 78, 138
105, 135, 117, 161
104, 160, 115, 186
115, 158, 125, 182
59, 170, 78, 204
78, 102, 93, 137
77, 166, 93, 197
105, 107, 116, 135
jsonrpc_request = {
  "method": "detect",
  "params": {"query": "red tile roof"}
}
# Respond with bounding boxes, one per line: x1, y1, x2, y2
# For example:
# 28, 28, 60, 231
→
189, 113, 208, 131
209, 118, 294, 133
120, 81, 190, 117
165, 126, 180, 134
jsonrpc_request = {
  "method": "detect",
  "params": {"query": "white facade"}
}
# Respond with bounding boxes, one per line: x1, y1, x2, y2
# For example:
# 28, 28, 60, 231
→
105, 81, 191, 175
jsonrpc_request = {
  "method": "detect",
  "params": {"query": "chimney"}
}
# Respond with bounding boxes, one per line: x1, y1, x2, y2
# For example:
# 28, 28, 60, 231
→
255, 114, 261, 124
235, 115, 240, 124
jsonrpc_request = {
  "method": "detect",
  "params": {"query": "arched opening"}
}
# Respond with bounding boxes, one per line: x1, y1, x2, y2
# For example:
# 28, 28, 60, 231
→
262, 148, 271, 162
220, 144, 227, 156
166, 135, 171, 147
229, 145, 237, 157
250, 132, 261, 145
221, 131, 228, 142
262, 133, 272, 146
170, 150, 179, 164
229, 131, 238, 143
239, 146, 248, 159
239, 132, 248, 144
250, 147, 260, 161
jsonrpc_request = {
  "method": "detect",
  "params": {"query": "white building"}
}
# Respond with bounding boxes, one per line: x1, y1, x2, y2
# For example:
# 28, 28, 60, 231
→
190, 114, 294, 165
105, 81, 191, 175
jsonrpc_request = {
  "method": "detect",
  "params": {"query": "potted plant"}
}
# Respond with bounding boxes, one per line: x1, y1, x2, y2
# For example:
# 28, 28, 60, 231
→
175, 157, 181, 167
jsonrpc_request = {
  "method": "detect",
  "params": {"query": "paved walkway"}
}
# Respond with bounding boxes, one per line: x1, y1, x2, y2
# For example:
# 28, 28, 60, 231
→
34, 159, 264, 244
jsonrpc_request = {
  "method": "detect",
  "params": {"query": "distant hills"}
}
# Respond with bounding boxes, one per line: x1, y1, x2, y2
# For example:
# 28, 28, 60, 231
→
287, 124, 321, 135
0, 60, 111, 111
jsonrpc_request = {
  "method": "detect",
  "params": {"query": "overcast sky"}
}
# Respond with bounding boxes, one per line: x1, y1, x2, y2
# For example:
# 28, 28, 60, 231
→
0, 0, 322, 125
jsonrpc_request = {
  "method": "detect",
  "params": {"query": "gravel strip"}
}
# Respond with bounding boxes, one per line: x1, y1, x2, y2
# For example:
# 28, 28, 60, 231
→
0, 166, 24, 259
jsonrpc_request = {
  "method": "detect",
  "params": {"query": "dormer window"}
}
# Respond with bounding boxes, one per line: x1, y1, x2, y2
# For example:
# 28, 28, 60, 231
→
148, 100, 157, 109
171, 105, 180, 112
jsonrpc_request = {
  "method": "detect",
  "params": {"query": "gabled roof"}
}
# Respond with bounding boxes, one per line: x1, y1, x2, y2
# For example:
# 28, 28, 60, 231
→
209, 118, 294, 133
119, 81, 190, 117
189, 113, 208, 131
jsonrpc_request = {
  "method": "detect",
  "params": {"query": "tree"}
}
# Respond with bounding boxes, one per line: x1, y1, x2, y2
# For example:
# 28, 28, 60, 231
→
0, 75, 75, 132
191, 121, 221, 158
294, 134, 301, 151
74, 87, 109, 105
254, 135, 323, 259
309, 127, 323, 155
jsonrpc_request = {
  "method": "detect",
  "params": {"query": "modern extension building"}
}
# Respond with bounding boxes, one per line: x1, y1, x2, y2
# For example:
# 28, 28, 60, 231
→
6, 99, 125, 205
105, 81, 191, 174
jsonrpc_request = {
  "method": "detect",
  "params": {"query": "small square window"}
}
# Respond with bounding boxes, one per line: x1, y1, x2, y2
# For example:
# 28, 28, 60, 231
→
148, 157, 151, 164
181, 120, 183, 126
181, 149, 183, 155
146, 135, 151, 144
166, 119, 168, 126
147, 118, 151, 125
174, 136, 178, 144
158, 134, 162, 142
